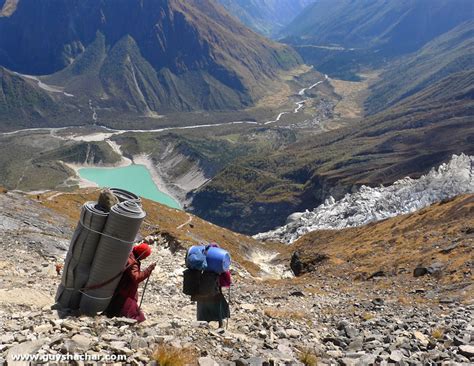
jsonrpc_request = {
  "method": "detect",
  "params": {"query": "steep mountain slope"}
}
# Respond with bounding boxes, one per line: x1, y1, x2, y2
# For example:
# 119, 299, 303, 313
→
0, 66, 83, 130
282, 194, 473, 291
280, 0, 473, 80
281, 0, 473, 56
367, 20, 474, 114
190, 70, 474, 234
217, 0, 315, 37
0, 0, 301, 115
0, 67, 56, 126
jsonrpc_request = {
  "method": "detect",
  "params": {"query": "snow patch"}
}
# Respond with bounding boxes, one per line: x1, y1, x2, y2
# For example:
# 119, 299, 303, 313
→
255, 154, 474, 244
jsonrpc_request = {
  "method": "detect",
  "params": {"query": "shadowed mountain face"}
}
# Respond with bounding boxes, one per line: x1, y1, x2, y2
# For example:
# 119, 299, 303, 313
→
366, 20, 474, 114
190, 70, 474, 234
281, 0, 473, 55
0, 0, 300, 114
280, 0, 473, 81
0, 66, 79, 130
217, 0, 315, 37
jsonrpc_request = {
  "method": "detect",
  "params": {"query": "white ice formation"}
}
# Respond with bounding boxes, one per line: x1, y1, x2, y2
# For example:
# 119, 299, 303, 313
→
254, 154, 474, 244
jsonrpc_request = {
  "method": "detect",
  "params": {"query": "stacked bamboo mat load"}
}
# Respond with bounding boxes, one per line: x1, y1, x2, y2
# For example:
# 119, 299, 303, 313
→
55, 188, 146, 316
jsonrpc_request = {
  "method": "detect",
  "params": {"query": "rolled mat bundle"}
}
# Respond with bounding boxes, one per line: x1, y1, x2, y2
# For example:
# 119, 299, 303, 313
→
110, 188, 140, 203
79, 200, 146, 315
56, 202, 109, 310
55, 188, 146, 316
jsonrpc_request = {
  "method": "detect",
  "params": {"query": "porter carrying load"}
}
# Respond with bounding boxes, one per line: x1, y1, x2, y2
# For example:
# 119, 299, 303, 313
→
183, 243, 232, 328
55, 188, 146, 316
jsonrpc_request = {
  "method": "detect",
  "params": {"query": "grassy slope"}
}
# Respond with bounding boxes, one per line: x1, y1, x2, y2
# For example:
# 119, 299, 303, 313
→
190, 71, 474, 234
39, 189, 278, 276
284, 194, 474, 300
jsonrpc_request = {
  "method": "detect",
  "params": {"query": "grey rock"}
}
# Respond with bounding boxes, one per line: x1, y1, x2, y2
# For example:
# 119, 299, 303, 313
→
0, 334, 14, 344
348, 337, 364, 351
199, 357, 220, 366
372, 298, 384, 306
246, 357, 266, 366
6, 340, 47, 366
285, 329, 301, 338
453, 335, 467, 346
340, 358, 357, 366
459, 345, 474, 358
358, 354, 377, 365
70, 334, 92, 351
413, 331, 429, 347
326, 349, 343, 358
32, 323, 53, 334
323, 336, 347, 348
344, 351, 365, 358
114, 317, 137, 325
427, 262, 444, 274
413, 267, 428, 277
345, 326, 359, 339
389, 350, 404, 363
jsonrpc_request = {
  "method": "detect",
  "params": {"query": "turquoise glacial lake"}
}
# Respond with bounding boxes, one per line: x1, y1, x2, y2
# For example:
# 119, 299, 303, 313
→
78, 164, 181, 209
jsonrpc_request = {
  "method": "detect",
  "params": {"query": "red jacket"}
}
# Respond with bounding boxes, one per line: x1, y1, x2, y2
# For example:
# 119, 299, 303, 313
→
116, 253, 153, 301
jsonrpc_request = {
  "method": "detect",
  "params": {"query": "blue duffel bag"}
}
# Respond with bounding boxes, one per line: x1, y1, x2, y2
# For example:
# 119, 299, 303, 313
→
186, 246, 207, 270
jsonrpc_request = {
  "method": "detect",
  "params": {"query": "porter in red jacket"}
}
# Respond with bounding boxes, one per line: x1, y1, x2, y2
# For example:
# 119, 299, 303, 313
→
105, 243, 155, 322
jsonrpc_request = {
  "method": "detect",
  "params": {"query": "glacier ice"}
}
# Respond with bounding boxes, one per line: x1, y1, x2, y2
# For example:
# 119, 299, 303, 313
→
254, 154, 474, 244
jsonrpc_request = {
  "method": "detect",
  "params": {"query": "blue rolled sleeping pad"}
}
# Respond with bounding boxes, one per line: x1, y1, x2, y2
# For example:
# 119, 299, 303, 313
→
205, 246, 231, 274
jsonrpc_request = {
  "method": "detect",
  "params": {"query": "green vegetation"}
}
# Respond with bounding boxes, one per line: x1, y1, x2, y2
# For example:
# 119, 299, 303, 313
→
35, 141, 121, 166
0, 133, 69, 191
114, 127, 298, 186
0, 67, 65, 130
191, 71, 474, 234
0, 133, 120, 191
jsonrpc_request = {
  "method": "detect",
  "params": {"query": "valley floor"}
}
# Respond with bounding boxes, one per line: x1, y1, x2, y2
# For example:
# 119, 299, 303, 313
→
0, 191, 472, 365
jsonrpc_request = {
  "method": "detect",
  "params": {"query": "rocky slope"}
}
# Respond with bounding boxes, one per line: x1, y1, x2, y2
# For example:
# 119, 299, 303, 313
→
0, 0, 301, 119
0, 190, 473, 364
256, 154, 474, 244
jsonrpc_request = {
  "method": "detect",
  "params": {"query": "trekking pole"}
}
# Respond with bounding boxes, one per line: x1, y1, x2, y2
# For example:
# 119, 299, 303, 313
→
139, 274, 151, 310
